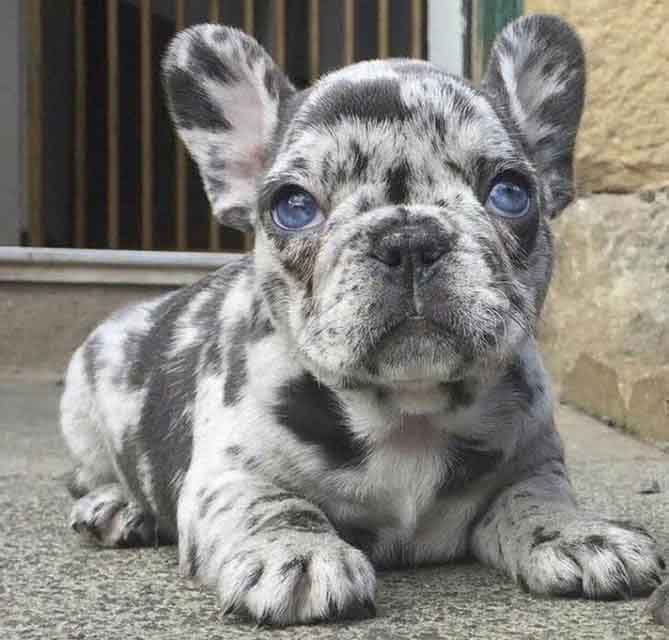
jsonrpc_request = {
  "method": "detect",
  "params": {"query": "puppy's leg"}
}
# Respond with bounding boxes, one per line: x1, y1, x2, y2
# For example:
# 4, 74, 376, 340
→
648, 581, 669, 625
61, 344, 160, 548
472, 461, 664, 599
178, 471, 376, 625
60, 346, 117, 497
70, 483, 159, 548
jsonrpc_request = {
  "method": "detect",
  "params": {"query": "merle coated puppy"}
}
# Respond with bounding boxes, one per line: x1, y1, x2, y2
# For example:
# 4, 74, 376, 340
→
61, 15, 664, 625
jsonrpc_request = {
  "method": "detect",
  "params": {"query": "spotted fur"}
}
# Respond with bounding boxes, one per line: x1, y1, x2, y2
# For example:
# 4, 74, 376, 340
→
60, 16, 662, 625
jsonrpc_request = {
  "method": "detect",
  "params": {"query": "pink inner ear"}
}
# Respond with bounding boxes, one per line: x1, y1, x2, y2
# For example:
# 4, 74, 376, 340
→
228, 145, 265, 180
207, 77, 274, 182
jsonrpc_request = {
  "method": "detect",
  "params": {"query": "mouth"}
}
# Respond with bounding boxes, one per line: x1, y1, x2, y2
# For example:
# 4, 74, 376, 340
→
361, 314, 464, 381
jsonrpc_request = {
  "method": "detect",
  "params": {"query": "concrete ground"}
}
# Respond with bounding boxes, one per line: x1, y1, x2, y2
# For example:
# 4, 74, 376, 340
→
2, 380, 669, 640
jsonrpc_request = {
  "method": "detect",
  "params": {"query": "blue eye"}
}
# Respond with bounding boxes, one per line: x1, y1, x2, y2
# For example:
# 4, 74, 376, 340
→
271, 187, 323, 231
486, 175, 531, 218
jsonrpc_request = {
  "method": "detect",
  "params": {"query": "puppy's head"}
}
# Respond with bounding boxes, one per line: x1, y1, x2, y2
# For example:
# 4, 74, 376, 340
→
163, 15, 585, 387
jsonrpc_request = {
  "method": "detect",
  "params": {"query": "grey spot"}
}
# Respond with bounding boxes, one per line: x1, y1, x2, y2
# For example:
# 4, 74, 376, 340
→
223, 318, 248, 406
531, 526, 561, 548
253, 509, 331, 534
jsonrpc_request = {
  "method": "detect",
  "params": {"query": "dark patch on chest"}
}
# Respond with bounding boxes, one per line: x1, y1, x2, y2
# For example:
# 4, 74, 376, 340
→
273, 373, 366, 467
440, 436, 503, 493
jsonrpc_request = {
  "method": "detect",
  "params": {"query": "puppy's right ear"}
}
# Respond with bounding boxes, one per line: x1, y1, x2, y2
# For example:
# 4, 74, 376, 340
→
482, 15, 586, 218
162, 25, 295, 232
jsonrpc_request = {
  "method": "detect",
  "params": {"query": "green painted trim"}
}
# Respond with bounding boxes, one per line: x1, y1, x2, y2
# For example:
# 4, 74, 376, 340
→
470, 0, 524, 81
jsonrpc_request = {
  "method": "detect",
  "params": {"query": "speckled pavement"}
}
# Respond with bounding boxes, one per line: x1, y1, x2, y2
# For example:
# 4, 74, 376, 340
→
2, 380, 669, 640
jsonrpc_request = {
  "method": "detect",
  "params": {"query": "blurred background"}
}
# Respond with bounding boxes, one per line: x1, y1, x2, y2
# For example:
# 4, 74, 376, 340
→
0, 1, 667, 444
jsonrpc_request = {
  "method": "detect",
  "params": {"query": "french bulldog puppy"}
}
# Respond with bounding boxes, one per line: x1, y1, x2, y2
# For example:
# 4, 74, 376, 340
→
60, 15, 664, 625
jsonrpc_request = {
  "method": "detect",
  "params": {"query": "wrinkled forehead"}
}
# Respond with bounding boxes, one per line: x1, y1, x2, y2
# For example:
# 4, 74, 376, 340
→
269, 59, 523, 185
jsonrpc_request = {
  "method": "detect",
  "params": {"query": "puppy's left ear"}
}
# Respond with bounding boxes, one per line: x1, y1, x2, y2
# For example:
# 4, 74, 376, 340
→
162, 25, 295, 231
482, 15, 586, 218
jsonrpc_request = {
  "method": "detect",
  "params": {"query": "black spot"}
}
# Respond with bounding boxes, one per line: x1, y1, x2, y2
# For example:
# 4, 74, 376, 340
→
263, 67, 279, 99
289, 156, 309, 173
186, 542, 199, 577
504, 360, 536, 406
350, 141, 369, 178
279, 556, 310, 577
223, 319, 248, 406
165, 68, 231, 131
444, 380, 477, 411
243, 564, 264, 591
302, 77, 411, 129
531, 526, 561, 548
441, 436, 503, 493
583, 534, 608, 551
386, 161, 411, 205
199, 489, 220, 520
273, 373, 366, 467
202, 339, 224, 375
188, 31, 240, 85
254, 509, 331, 534
244, 456, 261, 472
83, 335, 102, 388
122, 331, 150, 389
225, 445, 242, 457
248, 297, 275, 343
261, 275, 289, 318
246, 492, 296, 511
209, 496, 239, 522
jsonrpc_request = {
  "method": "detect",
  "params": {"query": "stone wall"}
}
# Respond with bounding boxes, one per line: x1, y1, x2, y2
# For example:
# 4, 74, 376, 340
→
525, 0, 669, 193
539, 190, 669, 442
524, 2, 669, 441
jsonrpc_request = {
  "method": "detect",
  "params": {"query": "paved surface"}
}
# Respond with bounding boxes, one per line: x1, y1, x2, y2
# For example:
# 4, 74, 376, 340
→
2, 380, 669, 639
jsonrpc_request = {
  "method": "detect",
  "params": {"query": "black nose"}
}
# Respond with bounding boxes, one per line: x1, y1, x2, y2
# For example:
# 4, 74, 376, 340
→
369, 226, 450, 269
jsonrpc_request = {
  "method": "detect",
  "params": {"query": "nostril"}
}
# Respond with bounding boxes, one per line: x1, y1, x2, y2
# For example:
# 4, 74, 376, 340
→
419, 246, 447, 266
370, 246, 403, 267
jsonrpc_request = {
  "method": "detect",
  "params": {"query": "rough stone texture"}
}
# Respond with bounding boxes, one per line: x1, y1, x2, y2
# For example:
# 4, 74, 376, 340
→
539, 190, 669, 442
2, 380, 669, 639
0, 282, 173, 380
526, 1, 669, 193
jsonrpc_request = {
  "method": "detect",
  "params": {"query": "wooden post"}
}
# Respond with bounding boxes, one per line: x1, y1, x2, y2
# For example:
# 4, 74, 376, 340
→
106, 0, 120, 249
140, 0, 154, 250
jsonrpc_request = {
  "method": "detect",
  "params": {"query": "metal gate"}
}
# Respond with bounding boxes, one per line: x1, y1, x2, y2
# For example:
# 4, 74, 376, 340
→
24, 0, 427, 252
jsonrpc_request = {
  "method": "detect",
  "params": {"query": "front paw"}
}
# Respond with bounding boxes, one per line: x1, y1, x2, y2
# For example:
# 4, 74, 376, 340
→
518, 518, 664, 599
212, 535, 376, 625
648, 581, 669, 625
